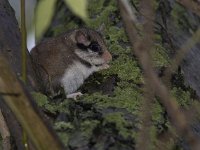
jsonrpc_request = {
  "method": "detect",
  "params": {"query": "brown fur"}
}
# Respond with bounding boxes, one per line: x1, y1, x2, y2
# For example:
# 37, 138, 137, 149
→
30, 28, 112, 95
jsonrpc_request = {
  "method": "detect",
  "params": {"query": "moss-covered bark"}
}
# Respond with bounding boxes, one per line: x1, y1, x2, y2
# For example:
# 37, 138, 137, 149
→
32, 0, 200, 149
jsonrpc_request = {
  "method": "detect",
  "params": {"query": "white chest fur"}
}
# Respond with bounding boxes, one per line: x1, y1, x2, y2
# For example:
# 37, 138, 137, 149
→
60, 61, 97, 94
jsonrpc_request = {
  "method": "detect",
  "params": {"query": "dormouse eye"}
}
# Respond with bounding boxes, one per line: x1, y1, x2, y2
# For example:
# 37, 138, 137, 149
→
89, 42, 101, 52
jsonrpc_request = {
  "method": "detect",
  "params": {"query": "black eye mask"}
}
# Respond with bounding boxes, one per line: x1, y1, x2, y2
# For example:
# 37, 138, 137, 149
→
89, 42, 101, 52
77, 41, 103, 55
76, 43, 88, 51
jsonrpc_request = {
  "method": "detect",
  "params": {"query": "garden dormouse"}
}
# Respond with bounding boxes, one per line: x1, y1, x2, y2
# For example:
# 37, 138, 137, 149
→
30, 28, 112, 99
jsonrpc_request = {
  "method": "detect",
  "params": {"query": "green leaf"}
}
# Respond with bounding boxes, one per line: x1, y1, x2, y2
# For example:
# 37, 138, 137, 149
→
64, 0, 88, 20
35, 0, 56, 40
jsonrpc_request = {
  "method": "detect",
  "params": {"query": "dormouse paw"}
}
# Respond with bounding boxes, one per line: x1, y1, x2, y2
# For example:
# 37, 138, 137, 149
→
67, 92, 83, 100
97, 64, 110, 71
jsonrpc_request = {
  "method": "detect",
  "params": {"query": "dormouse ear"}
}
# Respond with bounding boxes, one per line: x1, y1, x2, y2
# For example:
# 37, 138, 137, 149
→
75, 31, 89, 46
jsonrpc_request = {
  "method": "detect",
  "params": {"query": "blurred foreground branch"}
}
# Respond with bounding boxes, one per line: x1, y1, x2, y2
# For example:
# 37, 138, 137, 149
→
177, 0, 200, 16
20, 0, 27, 82
163, 27, 200, 86
133, 0, 155, 149
0, 55, 64, 150
118, 0, 200, 149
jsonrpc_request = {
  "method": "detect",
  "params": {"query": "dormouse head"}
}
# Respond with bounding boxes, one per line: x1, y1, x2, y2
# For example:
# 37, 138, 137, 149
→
73, 28, 112, 67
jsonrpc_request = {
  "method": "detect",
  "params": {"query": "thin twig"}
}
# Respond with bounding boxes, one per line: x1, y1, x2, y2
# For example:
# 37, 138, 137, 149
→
118, 0, 200, 149
21, 0, 27, 82
134, 0, 155, 149
163, 27, 200, 87
177, 0, 200, 16
20, 0, 28, 148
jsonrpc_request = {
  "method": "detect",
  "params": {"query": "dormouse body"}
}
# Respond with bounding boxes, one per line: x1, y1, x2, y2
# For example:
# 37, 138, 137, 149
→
30, 28, 112, 98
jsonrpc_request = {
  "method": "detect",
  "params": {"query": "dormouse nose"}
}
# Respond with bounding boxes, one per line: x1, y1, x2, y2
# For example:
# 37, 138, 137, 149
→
102, 50, 112, 63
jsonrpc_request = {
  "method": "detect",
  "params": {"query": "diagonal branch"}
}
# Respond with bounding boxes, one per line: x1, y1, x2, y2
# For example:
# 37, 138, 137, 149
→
118, 0, 200, 149
177, 0, 200, 16
163, 27, 200, 87
134, 0, 155, 149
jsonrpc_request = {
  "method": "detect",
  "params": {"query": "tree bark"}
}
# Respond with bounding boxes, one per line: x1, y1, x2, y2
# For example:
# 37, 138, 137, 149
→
0, 0, 27, 149
0, 0, 37, 88
0, 55, 64, 150
0, 0, 63, 149
0, 0, 22, 74
0, 109, 11, 150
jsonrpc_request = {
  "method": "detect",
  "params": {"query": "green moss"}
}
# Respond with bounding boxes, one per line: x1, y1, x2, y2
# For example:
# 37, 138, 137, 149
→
56, 99, 71, 114
80, 120, 100, 137
103, 112, 135, 138
36, 0, 199, 148
44, 104, 57, 114
86, 0, 117, 28
54, 122, 74, 146
62, 120, 100, 148
57, 132, 70, 147
171, 3, 189, 30
32, 92, 69, 114
32, 92, 49, 107
54, 122, 74, 131
83, 86, 142, 115
171, 87, 192, 108
87, 0, 105, 16
153, 0, 159, 10
103, 55, 142, 83
148, 126, 158, 150
52, 25, 66, 36
106, 26, 128, 44
152, 100, 165, 129
155, 33, 162, 41
152, 43, 170, 67
113, 87, 142, 112
132, 0, 139, 7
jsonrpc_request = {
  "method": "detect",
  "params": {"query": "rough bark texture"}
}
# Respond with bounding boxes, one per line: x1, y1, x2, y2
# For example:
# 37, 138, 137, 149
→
0, 100, 24, 149
0, 0, 37, 89
0, 0, 25, 149
0, 0, 42, 149
0, 0, 22, 74
0, 109, 11, 150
